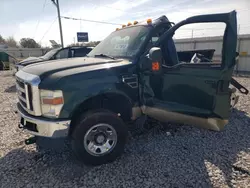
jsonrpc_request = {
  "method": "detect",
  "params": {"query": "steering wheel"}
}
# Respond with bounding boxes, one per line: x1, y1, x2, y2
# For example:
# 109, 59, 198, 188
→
190, 53, 212, 63
190, 53, 201, 63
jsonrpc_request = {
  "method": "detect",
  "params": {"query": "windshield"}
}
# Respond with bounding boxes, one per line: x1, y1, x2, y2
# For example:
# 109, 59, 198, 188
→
88, 26, 150, 59
40, 48, 60, 59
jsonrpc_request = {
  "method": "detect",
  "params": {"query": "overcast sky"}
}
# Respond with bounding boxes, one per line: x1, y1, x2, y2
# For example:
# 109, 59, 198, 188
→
1, 0, 249, 46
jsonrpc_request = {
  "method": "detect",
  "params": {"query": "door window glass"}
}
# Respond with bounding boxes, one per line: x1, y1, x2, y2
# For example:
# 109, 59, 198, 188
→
172, 23, 226, 65
55, 49, 69, 59
73, 48, 92, 57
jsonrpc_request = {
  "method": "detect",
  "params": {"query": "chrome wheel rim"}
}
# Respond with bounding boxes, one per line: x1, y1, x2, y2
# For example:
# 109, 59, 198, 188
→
83, 123, 117, 156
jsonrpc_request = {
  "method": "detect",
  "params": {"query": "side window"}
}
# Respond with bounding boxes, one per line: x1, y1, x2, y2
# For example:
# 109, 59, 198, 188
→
151, 37, 159, 44
145, 33, 160, 52
73, 49, 90, 57
173, 23, 226, 65
70, 49, 74, 58
55, 49, 69, 59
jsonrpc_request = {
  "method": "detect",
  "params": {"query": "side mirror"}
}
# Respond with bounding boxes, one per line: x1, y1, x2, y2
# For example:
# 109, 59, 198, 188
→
148, 47, 162, 73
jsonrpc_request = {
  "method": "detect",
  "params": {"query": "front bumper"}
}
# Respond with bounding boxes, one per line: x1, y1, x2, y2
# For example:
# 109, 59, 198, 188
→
17, 103, 71, 138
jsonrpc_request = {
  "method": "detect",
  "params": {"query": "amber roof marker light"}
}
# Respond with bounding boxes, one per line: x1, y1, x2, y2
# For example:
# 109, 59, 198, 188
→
147, 18, 152, 24
127, 22, 132, 26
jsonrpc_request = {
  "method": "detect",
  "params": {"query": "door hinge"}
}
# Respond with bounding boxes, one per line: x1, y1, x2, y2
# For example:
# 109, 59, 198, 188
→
231, 78, 249, 95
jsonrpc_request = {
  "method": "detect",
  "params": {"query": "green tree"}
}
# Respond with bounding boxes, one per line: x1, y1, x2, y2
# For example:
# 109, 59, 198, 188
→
86, 41, 100, 47
67, 41, 101, 47
5, 36, 18, 47
20, 38, 41, 48
0, 35, 5, 43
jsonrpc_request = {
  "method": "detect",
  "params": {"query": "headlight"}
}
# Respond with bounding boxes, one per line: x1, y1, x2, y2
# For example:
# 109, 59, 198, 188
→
40, 89, 64, 118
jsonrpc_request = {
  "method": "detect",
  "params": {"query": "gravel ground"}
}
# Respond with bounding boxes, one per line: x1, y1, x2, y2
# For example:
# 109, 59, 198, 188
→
0, 71, 249, 188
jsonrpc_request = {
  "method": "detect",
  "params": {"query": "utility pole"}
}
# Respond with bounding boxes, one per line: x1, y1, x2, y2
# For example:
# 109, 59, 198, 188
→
236, 24, 241, 75
80, 18, 82, 31
51, 0, 64, 48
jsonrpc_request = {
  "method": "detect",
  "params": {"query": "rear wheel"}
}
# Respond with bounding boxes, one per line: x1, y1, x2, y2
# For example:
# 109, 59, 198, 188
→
71, 110, 128, 165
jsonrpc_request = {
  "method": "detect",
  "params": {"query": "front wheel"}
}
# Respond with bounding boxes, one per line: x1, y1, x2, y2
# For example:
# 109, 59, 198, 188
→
71, 110, 128, 165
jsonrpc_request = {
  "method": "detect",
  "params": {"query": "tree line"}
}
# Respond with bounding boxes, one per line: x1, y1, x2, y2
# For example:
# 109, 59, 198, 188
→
0, 34, 101, 48
67, 41, 100, 47
0, 35, 41, 48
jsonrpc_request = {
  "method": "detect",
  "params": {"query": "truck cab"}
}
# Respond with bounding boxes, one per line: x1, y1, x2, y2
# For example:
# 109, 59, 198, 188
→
15, 11, 247, 165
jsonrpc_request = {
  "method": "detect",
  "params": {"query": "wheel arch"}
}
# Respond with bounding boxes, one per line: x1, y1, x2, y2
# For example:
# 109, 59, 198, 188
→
68, 91, 133, 136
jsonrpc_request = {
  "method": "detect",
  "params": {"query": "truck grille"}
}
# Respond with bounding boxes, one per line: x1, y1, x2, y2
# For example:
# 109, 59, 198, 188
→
15, 70, 42, 116
16, 78, 33, 111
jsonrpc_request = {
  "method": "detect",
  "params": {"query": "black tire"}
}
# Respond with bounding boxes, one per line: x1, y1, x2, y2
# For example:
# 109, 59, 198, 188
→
71, 110, 128, 165
0, 61, 3, 71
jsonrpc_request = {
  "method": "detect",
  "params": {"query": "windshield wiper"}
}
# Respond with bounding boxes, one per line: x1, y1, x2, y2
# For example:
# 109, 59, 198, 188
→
94, 54, 116, 60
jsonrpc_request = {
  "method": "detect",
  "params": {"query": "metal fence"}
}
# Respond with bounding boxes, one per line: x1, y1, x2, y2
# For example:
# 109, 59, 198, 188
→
174, 34, 250, 75
0, 48, 48, 60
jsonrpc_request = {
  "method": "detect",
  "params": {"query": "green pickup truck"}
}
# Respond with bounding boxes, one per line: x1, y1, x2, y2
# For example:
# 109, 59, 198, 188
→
16, 11, 248, 165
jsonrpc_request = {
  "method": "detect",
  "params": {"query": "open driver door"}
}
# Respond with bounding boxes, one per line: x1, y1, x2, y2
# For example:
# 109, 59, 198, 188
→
140, 11, 248, 131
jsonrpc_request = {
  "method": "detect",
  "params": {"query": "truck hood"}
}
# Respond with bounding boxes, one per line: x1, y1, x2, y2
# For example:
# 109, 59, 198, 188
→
22, 57, 131, 79
18, 56, 45, 66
